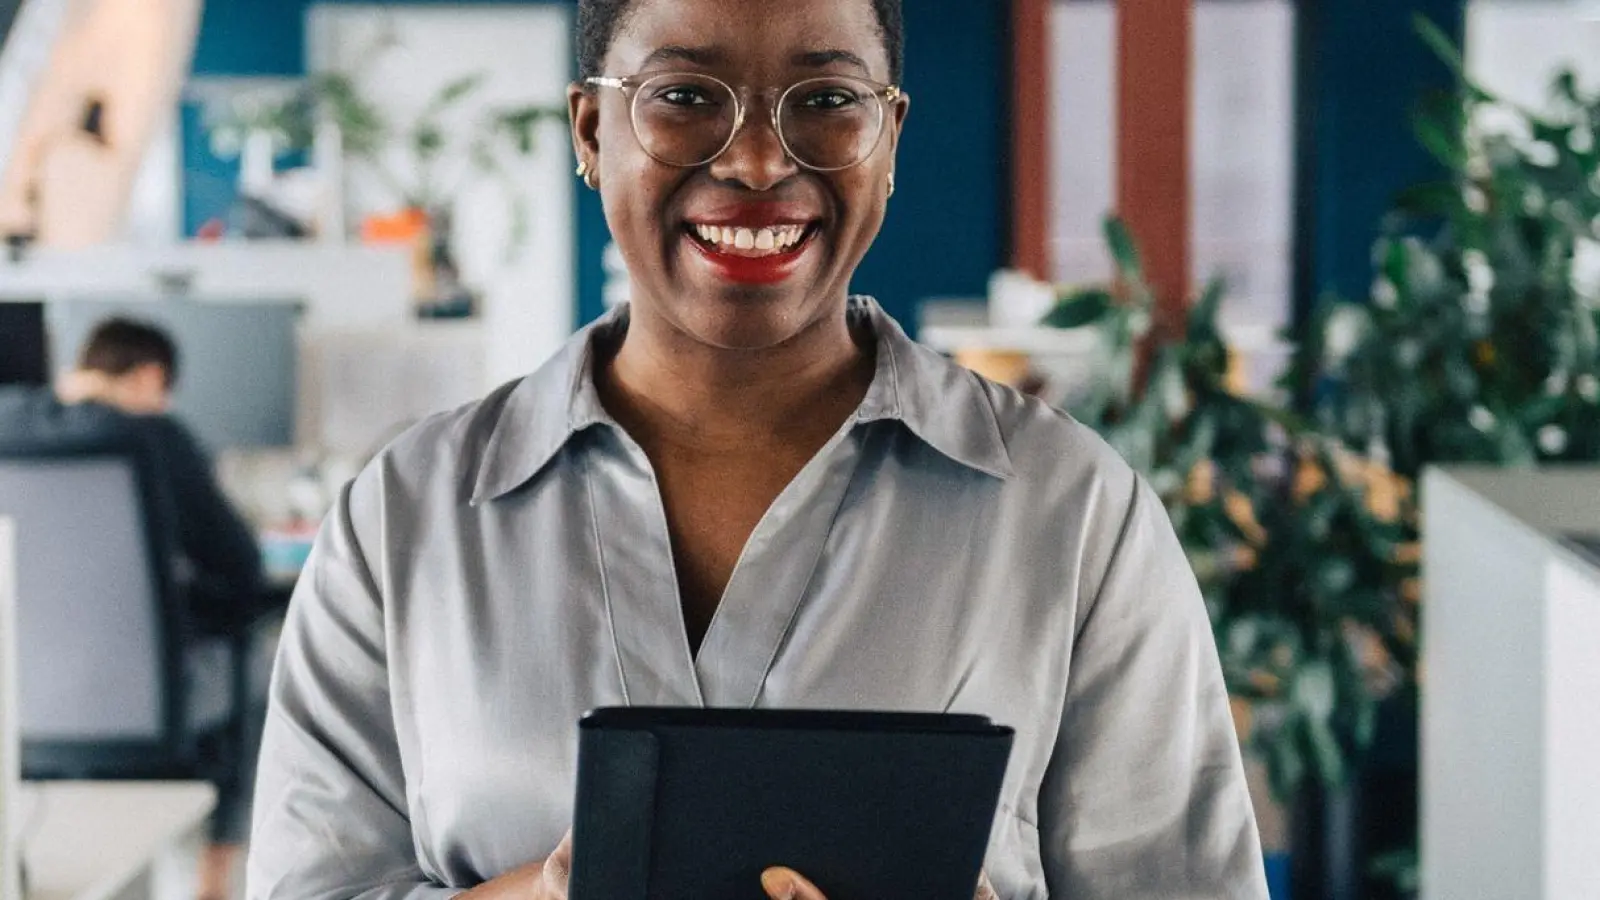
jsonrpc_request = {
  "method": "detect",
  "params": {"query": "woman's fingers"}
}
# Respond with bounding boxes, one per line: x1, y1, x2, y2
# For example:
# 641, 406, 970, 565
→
758, 867, 996, 900
761, 866, 828, 900
540, 831, 573, 898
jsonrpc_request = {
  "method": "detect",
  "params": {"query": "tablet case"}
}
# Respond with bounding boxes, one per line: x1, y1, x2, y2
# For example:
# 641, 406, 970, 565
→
569, 708, 1015, 900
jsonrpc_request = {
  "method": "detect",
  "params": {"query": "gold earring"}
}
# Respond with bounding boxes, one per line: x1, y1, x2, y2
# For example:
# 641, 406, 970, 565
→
887, 171, 896, 197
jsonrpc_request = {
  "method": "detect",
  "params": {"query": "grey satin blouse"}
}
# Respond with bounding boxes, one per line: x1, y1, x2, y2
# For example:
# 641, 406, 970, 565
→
247, 299, 1268, 899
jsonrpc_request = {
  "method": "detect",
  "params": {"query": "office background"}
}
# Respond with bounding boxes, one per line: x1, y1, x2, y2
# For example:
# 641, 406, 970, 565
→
4, 2, 1600, 899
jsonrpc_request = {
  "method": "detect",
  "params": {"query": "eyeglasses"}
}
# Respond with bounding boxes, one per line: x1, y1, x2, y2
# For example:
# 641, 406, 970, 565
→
585, 71, 901, 173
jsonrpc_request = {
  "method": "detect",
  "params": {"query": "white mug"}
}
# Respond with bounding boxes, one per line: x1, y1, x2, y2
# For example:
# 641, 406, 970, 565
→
987, 269, 1057, 329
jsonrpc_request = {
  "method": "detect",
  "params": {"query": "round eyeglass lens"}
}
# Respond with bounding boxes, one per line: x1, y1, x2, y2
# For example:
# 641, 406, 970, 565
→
629, 73, 740, 167
777, 76, 888, 171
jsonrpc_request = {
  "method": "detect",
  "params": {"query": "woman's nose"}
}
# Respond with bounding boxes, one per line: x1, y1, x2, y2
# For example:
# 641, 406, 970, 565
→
708, 102, 799, 191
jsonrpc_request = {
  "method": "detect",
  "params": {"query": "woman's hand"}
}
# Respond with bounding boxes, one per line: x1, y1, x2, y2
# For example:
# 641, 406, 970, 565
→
761, 867, 999, 900
459, 832, 573, 900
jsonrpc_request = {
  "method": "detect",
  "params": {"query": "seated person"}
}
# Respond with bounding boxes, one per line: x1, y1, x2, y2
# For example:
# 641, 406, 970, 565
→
0, 317, 263, 900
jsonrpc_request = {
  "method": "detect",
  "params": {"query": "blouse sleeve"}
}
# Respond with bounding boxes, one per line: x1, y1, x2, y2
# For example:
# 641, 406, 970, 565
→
247, 478, 459, 900
1038, 475, 1269, 898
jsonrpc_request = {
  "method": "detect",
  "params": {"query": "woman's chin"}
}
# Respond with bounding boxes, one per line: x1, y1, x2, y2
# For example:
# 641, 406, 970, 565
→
668, 301, 817, 352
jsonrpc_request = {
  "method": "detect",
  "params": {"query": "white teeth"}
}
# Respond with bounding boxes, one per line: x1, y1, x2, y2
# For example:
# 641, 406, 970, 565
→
691, 223, 809, 253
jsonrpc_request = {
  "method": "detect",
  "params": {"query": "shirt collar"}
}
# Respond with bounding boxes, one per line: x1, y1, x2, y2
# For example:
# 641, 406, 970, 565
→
469, 306, 622, 505
471, 297, 1014, 505
848, 297, 1016, 481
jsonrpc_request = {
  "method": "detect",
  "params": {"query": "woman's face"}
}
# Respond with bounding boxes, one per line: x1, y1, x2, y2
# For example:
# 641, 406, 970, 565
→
570, 0, 908, 351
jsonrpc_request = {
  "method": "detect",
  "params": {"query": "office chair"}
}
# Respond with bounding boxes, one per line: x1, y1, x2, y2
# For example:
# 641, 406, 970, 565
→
0, 440, 252, 783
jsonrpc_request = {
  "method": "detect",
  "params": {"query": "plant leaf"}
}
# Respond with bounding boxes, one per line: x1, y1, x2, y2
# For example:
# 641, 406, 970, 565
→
1415, 108, 1467, 170
1304, 711, 1347, 785
414, 125, 445, 162
1042, 289, 1112, 329
1103, 216, 1143, 281
1293, 660, 1338, 722
1190, 276, 1227, 338
1394, 180, 1464, 218
1413, 14, 1497, 105
1414, 14, 1464, 75
421, 72, 487, 122
1268, 718, 1307, 802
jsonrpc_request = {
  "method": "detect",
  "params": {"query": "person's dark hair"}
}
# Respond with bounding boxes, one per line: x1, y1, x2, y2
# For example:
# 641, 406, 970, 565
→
577, 0, 904, 84
78, 318, 179, 388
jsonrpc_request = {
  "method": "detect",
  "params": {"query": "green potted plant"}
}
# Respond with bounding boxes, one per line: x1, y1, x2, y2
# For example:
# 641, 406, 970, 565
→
1043, 217, 1420, 898
203, 36, 566, 316
1308, 18, 1600, 478
1045, 218, 1414, 798
1282, 19, 1600, 894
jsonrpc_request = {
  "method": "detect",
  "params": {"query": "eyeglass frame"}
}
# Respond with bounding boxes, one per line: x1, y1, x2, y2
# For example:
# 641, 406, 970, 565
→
584, 71, 904, 173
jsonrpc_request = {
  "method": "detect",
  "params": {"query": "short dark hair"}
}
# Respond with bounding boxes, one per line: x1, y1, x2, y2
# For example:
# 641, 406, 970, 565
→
78, 318, 179, 388
577, 0, 904, 84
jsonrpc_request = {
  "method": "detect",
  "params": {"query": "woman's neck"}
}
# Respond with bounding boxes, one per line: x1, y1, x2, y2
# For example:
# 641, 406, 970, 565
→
599, 304, 875, 454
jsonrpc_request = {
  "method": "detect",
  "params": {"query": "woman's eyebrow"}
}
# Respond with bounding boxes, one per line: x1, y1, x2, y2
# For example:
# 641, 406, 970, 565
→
640, 44, 728, 68
792, 49, 871, 74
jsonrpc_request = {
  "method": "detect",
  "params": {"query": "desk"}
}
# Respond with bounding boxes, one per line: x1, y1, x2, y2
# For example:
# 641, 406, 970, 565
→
19, 782, 215, 900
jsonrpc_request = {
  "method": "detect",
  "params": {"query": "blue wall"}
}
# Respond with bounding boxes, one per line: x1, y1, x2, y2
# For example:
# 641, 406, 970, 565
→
180, 101, 241, 235
187, 0, 1009, 335
848, 1, 1008, 332
1293, 0, 1466, 324
184, 0, 308, 233
191, 0, 307, 76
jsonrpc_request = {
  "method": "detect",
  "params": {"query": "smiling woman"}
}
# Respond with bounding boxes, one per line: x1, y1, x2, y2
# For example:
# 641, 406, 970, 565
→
245, 1, 1269, 899
570, 0, 905, 353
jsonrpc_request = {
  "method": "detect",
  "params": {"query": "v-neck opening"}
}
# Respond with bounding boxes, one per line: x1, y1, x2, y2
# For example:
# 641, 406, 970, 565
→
590, 413, 872, 710
689, 415, 872, 707
687, 413, 860, 663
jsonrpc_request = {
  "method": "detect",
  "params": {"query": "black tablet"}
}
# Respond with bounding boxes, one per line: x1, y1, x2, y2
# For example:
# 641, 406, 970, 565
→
569, 707, 1014, 900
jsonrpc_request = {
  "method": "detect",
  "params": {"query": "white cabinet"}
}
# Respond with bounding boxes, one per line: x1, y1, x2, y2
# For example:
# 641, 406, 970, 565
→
1422, 467, 1600, 900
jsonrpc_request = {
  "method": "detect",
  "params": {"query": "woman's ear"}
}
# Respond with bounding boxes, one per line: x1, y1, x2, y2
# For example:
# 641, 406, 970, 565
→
568, 82, 601, 172
889, 91, 910, 151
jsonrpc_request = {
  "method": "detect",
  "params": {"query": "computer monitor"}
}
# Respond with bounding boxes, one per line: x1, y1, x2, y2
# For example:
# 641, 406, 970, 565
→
47, 298, 300, 449
0, 302, 49, 387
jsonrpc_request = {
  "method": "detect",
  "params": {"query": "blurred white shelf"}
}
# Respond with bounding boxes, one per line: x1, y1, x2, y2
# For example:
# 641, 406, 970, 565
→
921, 322, 1290, 356
919, 324, 1102, 356
921, 320, 1293, 402
0, 242, 412, 330
19, 781, 215, 900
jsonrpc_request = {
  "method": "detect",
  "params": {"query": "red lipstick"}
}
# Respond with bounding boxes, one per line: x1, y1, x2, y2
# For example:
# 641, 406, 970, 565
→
688, 201, 816, 228
688, 232, 814, 285
683, 201, 821, 285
